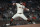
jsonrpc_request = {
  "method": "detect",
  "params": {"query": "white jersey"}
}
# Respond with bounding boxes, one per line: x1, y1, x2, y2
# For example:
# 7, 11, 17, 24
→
16, 3, 25, 13
12, 3, 28, 20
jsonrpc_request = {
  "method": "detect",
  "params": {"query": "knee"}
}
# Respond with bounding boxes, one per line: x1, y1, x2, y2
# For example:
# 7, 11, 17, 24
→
25, 18, 28, 20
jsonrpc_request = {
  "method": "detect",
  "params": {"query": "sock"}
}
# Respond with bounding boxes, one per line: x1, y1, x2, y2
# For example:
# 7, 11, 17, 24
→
10, 18, 13, 24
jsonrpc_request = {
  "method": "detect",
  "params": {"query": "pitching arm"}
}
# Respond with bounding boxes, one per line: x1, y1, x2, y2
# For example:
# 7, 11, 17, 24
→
25, 8, 29, 11
23, 5, 29, 11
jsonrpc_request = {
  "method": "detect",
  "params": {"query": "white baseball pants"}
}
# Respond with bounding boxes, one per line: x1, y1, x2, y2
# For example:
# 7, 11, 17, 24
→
12, 13, 28, 20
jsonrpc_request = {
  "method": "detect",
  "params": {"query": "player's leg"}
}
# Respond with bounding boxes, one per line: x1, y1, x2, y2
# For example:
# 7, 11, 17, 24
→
10, 13, 19, 25
20, 14, 28, 20
10, 18, 13, 25
20, 14, 33, 24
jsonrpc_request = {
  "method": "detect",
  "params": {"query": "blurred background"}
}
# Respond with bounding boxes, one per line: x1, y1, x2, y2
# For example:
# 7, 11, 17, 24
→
0, 0, 40, 27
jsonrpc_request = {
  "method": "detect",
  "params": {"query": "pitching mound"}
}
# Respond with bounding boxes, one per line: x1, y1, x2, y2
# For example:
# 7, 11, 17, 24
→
9, 24, 40, 27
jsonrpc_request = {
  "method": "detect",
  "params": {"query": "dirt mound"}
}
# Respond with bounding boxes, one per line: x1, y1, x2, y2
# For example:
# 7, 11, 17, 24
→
9, 24, 40, 27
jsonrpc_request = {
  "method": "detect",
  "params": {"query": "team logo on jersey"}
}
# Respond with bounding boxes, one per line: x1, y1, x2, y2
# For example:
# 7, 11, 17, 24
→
19, 7, 22, 8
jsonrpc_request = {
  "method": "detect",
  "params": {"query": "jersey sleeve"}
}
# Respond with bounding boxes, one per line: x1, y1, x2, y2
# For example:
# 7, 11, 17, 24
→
23, 5, 25, 8
16, 3, 19, 5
